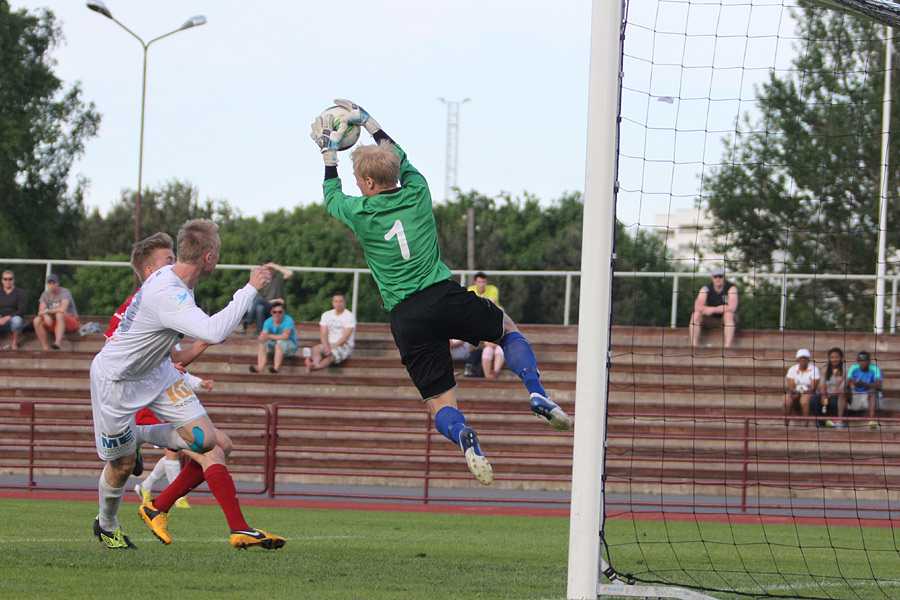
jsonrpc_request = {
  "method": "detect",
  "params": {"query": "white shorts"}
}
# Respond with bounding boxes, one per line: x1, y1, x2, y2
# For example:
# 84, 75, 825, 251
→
90, 356, 207, 461
330, 342, 352, 364
848, 390, 881, 412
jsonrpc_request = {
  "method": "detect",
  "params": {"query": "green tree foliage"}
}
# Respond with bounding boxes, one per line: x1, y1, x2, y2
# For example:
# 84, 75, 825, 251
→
434, 190, 587, 323
69, 179, 677, 325
613, 223, 678, 326
76, 179, 234, 258
0, 3, 100, 260
704, 6, 896, 330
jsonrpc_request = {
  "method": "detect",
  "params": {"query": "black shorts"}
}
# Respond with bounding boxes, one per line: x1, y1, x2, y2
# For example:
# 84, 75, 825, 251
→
390, 280, 505, 399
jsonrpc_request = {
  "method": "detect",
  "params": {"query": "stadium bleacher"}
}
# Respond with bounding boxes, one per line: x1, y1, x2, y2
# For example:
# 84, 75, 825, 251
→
2, 322, 898, 504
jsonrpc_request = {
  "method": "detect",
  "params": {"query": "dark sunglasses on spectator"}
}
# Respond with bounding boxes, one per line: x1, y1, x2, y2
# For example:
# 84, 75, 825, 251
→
2, 277, 12, 281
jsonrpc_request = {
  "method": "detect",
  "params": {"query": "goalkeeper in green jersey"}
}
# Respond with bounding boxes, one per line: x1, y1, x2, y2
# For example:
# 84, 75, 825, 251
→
310, 99, 571, 485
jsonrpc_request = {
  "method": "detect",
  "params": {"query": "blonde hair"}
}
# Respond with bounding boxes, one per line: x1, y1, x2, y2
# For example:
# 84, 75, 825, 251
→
131, 232, 173, 279
352, 140, 400, 187
177, 219, 220, 264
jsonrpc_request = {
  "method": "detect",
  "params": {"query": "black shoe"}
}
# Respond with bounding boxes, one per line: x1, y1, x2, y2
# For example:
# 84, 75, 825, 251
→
93, 518, 137, 549
268, 366, 278, 373
249, 365, 258, 373
132, 446, 143, 476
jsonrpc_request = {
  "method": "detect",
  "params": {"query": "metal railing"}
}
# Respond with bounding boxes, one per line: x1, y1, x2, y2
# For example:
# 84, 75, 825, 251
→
0, 399, 571, 507
5, 399, 899, 517
4, 258, 900, 330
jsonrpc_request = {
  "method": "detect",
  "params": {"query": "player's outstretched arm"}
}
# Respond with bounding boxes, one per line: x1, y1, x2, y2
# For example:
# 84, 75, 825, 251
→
161, 267, 271, 344
170, 339, 211, 368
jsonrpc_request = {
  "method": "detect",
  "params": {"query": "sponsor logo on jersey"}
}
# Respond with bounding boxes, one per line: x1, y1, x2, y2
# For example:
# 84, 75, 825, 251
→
165, 379, 198, 409
170, 292, 189, 307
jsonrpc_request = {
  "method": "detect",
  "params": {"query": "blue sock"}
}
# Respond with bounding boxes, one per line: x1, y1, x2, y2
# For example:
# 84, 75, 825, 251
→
500, 331, 547, 398
434, 406, 467, 445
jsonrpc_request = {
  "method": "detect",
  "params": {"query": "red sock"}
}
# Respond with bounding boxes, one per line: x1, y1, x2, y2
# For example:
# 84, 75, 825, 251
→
204, 463, 249, 531
154, 459, 204, 512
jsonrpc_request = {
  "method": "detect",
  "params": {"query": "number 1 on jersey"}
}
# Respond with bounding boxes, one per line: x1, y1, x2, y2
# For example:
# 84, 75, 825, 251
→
385, 220, 411, 260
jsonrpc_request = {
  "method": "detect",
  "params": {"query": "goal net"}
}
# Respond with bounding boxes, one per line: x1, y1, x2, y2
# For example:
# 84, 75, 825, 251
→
589, 0, 900, 597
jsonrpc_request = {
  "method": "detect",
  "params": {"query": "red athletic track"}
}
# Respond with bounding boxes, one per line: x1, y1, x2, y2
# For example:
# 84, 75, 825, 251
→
0, 489, 570, 518
3, 490, 897, 528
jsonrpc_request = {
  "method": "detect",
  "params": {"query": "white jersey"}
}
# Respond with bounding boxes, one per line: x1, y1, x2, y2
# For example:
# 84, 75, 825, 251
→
320, 308, 356, 347
786, 363, 820, 392
98, 265, 256, 381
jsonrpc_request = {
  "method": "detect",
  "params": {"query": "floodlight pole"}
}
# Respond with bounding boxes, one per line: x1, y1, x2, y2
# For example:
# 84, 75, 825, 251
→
876, 27, 893, 334
86, 1, 206, 288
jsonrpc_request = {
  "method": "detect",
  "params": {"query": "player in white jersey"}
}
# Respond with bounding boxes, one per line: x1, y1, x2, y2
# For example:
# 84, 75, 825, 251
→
91, 219, 285, 550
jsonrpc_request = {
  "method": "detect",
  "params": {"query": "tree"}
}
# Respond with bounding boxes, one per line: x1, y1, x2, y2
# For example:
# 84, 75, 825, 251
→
0, 3, 100, 259
704, 7, 897, 329
76, 179, 234, 258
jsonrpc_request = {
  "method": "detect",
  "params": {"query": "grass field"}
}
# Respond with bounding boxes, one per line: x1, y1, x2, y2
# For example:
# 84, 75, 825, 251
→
0, 498, 568, 600
3, 497, 899, 599
606, 518, 900, 600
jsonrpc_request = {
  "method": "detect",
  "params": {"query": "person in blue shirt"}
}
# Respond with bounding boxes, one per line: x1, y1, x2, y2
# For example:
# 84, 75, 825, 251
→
835, 350, 882, 428
250, 300, 298, 374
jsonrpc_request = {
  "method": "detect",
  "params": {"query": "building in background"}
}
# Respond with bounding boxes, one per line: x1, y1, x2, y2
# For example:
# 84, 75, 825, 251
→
653, 207, 724, 271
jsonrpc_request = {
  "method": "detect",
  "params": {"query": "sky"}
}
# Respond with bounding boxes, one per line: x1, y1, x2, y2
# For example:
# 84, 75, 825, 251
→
11, 0, 603, 221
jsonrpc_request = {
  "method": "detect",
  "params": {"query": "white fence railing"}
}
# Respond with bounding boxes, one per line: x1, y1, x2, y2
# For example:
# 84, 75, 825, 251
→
3, 258, 899, 331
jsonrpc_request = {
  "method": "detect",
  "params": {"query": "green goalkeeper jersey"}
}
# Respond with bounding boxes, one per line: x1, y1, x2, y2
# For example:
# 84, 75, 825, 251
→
323, 143, 452, 312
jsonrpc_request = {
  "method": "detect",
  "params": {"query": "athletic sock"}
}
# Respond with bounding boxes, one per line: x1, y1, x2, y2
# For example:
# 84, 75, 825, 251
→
135, 423, 188, 451
434, 406, 467, 446
154, 459, 204, 512
163, 459, 182, 485
500, 331, 548, 397
141, 457, 167, 493
203, 463, 250, 531
98, 469, 125, 531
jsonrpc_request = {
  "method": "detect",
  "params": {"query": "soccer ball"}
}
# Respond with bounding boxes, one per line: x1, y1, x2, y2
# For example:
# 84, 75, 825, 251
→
319, 105, 361, 151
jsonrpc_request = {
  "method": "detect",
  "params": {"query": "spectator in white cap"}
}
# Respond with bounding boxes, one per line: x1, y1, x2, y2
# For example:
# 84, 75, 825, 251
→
689, 265, 739, 348
784, 348, 820, 426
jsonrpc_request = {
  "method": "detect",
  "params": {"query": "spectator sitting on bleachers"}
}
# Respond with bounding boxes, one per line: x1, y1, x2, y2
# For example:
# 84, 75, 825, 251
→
0, 269, 26, 350
450, 339, 470, 361
464, 272, 500, 377
242, 258, 292, 336
250, 300, 297, 374
689, 266, 738, 348
482, 342, 505, 379
819, 347, 848, 428
306, 292, 355, 373
34, 274, 79, 350
836, 350, 882, 429
783, 348, 819, 427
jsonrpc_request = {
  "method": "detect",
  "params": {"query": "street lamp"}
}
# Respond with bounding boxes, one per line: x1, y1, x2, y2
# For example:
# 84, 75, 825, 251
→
86, 1, 206, 279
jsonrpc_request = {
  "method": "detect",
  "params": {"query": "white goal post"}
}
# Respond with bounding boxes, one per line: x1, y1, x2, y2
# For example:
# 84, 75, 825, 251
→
567, 0, 900, 598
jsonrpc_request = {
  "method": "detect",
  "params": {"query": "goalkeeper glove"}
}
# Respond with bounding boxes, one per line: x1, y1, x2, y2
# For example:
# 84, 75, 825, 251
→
310, 114, 348, 158
334, 99, 381, 134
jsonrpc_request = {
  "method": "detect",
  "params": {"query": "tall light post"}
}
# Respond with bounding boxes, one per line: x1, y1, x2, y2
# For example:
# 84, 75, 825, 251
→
438, 98, 473, 275
86, 2, 206, 267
